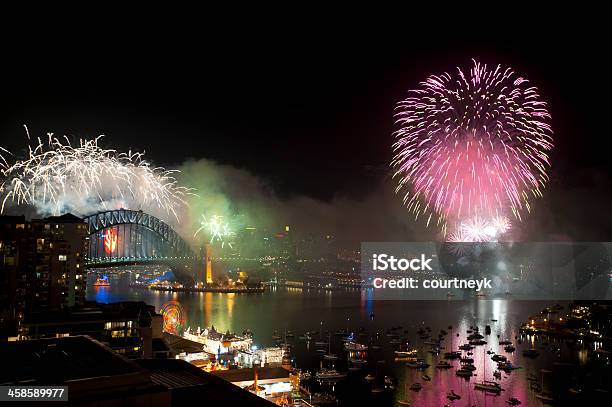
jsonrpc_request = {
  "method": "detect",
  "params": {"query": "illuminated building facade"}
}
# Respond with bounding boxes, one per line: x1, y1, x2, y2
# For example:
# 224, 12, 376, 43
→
183, 325, 252, 355
1, 214, 87, 340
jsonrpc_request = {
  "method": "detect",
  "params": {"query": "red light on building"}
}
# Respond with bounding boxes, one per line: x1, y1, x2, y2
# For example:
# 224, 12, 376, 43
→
104, 229, 117, 254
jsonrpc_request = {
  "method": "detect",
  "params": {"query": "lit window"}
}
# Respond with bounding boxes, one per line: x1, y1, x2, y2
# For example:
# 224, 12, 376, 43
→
58, 255, 67, 261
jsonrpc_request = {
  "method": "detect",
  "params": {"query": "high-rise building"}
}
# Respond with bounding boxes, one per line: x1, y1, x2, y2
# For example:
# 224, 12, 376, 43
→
38, 213, 88, 308
0, 213, 88, 340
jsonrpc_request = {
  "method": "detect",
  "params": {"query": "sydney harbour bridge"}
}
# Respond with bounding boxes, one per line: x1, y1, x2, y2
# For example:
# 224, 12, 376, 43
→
83, 208, 203, 282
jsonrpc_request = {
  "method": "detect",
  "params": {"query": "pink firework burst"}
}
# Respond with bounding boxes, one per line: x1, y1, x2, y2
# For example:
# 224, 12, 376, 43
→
392, 59, 553, 236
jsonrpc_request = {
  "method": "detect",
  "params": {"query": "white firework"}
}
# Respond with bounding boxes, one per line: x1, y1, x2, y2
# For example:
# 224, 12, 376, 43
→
0, 132, 193, 220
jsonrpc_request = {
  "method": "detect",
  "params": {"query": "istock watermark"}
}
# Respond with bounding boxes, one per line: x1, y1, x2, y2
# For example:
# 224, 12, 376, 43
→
372, 253, 433, 271
361, 242, 612, 301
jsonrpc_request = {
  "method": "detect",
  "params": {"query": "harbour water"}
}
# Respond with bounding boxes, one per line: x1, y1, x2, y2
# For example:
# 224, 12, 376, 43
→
87, 273, 597, 406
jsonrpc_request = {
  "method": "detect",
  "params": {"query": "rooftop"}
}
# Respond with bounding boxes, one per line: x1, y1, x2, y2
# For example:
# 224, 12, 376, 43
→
136, 359, 274, 406
0, 335, 144, 385
162, 332, 207, 354
22, 301, 158, 326
214, 366, 291, 383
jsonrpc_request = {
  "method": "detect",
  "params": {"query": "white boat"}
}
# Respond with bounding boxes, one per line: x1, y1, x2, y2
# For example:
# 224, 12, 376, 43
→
323, 353, 338, 361
349, 358, 368, 365
345, 341, 368, 351
394, 349, 417, 356
315, 369, 347, 380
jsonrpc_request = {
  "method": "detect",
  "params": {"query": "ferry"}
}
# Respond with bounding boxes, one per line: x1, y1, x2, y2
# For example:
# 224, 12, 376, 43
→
93, 276, 110, 286
315, 368, 347, 380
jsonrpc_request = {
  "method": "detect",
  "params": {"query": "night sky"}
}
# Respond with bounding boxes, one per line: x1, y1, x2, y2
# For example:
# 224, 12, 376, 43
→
1, 23, 610, 240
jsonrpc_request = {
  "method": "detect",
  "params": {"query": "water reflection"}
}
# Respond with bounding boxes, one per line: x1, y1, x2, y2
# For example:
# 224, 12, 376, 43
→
87, 278, 580, 406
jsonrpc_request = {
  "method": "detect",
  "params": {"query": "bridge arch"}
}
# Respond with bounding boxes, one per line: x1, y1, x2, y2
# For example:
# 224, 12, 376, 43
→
84, 209, 195, 266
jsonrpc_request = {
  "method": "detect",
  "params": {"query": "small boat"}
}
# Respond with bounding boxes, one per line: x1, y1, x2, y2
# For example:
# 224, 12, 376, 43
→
447, 390, 461, 400
345, 341, 368, 351
456, 369, 473, 378
506, 397, 521, 405
323, 353, 338, 361
491, 354, 507, 362
314, 341, 328, 347
409, 383, 422, 391
370, 344, 382, 350
459, 344, 474, 350
93, 276, 110, 286
436, 360, 453, 369
499, 340, 512, 345
384, 376, 395, 387
315, 369, 347, 380
504, 345, 516, 352
443, 351, 461, 359
497, 361, 520, 372
493, 370, 502, 379
364, 373, 376, 382
371, 387, 386, 394
421, 374, 431, 381
349, 358, 368, 365
475, 380, 502, 393
406, 359, 429, 369
395, 349, 418, 357
535, 393, 554, 403
397, 400, 411, 406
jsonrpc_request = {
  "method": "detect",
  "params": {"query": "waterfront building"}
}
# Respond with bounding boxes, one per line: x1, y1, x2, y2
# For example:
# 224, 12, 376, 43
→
237, 346, 285, 367
183, 325, 253, 354
214, 366, 293, 403
19, 301, 166, 358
